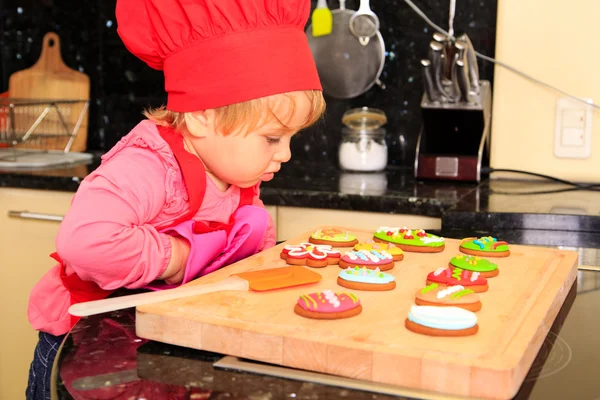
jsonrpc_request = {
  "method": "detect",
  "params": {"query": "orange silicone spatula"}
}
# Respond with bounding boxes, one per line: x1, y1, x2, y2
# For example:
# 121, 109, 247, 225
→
68, 266, 322, 317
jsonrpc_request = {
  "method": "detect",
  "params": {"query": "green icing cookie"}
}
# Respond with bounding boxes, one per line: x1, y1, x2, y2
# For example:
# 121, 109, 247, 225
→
460, 236, 509, 252
450, 255, 498, 272
373, 227, 444, 248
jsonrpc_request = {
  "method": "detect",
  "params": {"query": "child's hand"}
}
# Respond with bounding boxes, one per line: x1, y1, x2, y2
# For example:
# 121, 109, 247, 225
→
159, 236, 191, 284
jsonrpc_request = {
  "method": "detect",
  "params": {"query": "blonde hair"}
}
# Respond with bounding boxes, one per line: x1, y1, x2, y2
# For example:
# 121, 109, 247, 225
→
144, 90, 325, 135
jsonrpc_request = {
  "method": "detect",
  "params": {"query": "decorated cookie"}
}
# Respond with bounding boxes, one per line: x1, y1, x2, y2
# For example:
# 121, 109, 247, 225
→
415, 284, 481, 312
337, 266, 396, 291
449, 254, 499, 278
339, 249, 394, 271
354, 241, 404, 261
373, 227, 445, 253
309, 228, 358, 247
294, 290, 362, 319
280, 243, 341, 268
405, 305, 478, 336
426, 267, 488, 293
460, 236, 510, 257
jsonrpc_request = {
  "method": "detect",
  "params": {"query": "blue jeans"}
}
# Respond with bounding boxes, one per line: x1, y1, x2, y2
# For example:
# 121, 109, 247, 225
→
26, 331, 65, 400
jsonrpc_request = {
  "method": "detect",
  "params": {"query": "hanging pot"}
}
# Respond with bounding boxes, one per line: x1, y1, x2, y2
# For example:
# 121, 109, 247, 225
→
306, 2, 386, 99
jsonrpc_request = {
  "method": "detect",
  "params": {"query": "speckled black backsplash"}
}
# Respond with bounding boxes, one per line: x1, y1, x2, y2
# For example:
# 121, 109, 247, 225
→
0, 0, 496, 166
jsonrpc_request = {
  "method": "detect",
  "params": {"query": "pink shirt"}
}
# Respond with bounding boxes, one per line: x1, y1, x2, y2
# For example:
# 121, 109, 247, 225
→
28, 120, 276, 335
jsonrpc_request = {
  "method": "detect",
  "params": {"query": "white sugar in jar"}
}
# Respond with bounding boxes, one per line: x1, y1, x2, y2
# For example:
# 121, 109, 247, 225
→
338, 107, 388, 172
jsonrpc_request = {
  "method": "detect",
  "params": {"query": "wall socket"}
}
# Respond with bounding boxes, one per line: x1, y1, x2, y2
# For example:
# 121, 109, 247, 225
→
554, 97, 593, 159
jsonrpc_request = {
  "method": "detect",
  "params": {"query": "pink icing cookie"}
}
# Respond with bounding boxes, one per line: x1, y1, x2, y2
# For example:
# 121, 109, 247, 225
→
294, 290, 362, 319
338, 249, 394, 271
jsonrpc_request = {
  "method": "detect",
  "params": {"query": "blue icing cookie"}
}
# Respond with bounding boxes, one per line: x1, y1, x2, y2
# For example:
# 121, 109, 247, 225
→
339, 267, 395, 284
407, 305, 477, 330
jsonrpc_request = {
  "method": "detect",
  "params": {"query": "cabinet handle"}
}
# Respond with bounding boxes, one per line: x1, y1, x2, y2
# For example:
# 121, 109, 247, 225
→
8, 210, 64, 222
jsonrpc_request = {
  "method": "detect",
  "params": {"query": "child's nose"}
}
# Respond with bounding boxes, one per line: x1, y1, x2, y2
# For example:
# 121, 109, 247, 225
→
274, 143, 291, 163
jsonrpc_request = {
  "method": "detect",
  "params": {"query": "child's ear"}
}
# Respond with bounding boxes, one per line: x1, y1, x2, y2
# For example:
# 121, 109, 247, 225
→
184, 110, 216, 138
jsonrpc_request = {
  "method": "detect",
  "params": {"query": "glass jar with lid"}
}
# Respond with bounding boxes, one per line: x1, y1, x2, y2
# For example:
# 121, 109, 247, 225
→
338, 107, 388, 172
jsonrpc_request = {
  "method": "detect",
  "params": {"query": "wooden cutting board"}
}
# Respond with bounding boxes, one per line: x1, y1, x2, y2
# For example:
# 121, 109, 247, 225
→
136, 227, 578, 400
8, 32, 90, 152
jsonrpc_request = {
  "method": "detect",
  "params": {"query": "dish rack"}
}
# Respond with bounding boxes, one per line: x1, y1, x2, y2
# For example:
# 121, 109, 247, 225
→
0, 98, 89, 154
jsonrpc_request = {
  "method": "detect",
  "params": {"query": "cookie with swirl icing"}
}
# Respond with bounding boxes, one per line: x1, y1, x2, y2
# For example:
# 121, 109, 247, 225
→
415, 284, 482, 312
280, 243, 341, 268
294, 290, 362, 319
339, 249, 394, 271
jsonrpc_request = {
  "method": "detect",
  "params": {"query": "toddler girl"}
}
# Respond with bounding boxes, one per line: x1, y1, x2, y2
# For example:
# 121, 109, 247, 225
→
26, 0, 324, 399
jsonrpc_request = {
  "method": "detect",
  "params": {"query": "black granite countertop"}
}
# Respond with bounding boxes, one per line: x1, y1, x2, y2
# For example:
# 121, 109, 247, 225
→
0, 157, 478, 218
3, 158, 600, 252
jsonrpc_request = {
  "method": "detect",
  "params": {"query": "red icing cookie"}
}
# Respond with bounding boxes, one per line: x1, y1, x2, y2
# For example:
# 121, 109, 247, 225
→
338, 249, 394, 271
426, 267, 489, 293
294, 290, 362, 319
280, 243, 341, 268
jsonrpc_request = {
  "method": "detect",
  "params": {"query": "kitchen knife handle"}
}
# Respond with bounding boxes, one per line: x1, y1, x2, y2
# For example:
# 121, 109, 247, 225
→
428, 41, 450, 100
420, 59, 439, 103
68, 276, 249, 317
455, 60, 471, 103
431, 33, 453, 81
458, 33, 480, 93
432, 32, 446, 43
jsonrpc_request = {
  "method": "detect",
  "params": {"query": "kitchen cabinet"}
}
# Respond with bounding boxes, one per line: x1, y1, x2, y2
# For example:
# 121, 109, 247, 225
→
264, 205, 277, 231
0, 188, 72, 400
274, 206, 441, 242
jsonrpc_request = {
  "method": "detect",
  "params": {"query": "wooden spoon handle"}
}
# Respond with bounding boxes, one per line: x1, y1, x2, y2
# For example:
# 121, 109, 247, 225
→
68, 276, 249, 317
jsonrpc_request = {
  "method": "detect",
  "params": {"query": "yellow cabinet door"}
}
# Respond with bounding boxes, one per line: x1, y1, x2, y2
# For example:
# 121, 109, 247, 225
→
0, 188, 73, 400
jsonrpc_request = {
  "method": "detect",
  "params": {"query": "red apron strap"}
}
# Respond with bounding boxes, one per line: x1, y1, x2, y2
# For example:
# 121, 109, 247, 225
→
57, 125, 210, 329
157, 125, 207, 224
238, 185, 256, 207
193, 185, 257, 234
58, 125, 254, 329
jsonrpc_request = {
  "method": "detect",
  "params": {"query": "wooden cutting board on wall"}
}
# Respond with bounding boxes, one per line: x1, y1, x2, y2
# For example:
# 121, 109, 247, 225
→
136, 227, 579, 400
8, 32, 90, 152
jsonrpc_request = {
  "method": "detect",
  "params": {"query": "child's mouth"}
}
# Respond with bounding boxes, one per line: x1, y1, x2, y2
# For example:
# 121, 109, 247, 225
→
261, 172, 275, 181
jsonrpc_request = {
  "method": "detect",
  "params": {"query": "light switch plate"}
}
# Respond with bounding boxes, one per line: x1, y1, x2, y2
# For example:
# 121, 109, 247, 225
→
554, 97, 593, 159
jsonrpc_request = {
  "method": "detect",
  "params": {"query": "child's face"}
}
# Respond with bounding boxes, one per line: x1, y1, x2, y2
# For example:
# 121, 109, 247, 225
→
185, 91, 313, 188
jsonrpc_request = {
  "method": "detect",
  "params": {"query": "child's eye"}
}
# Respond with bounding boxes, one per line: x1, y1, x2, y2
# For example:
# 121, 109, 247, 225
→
266, 137, 281, 145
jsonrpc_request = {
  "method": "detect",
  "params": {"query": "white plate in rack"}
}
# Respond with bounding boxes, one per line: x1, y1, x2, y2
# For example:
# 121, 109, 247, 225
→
0, 149, 93, 169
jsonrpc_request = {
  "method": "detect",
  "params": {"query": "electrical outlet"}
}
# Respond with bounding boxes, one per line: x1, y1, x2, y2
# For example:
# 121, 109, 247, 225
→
554, 97, 593, 159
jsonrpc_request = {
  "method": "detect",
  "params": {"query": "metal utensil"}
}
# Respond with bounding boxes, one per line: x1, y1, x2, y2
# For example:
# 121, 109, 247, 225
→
432, 32, 453, 82
420, 59, 439, 103
349, 0, 380, 46
451, 40, 468, 97
428, 41, 450, 101
455, 59, 471, 103
457, 33, 480, 94
306, 5, 386, 99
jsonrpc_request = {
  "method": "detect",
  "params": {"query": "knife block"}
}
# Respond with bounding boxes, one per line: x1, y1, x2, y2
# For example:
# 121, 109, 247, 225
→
414, 81, 491, 182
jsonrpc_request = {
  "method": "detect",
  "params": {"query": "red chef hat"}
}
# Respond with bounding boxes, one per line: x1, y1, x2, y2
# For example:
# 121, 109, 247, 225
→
116, 0, 322, 112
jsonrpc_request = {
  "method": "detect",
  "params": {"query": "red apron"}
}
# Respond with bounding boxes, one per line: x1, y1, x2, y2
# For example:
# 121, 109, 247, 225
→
56, 125, 256, 327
